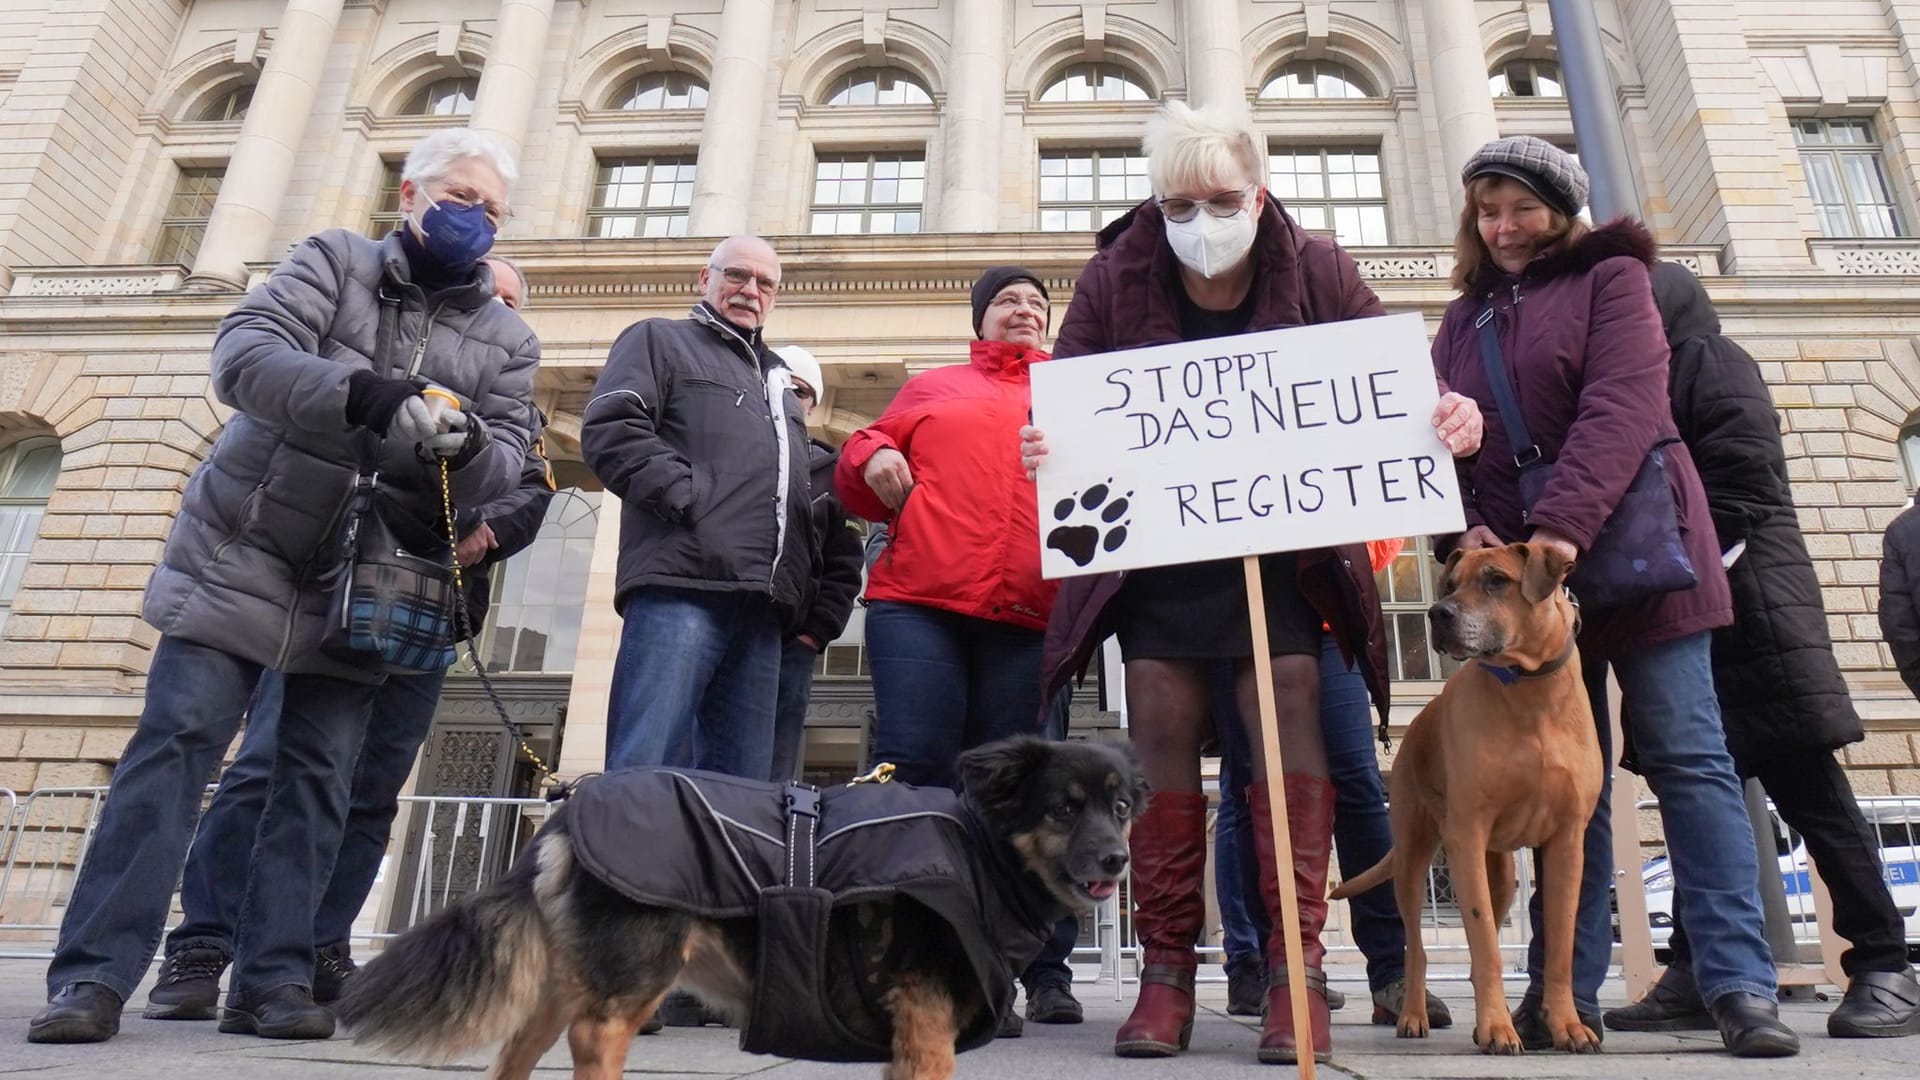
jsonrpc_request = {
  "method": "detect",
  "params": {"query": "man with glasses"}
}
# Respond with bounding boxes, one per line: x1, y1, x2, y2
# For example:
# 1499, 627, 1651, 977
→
582, 235, 815, 783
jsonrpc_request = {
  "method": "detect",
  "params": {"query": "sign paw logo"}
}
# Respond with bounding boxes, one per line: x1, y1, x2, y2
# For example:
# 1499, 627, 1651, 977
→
1047, 481, 1132, 567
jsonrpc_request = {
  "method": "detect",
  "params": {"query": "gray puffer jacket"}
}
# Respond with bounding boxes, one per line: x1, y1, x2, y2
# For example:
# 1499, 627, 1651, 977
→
143, 228, 539, 680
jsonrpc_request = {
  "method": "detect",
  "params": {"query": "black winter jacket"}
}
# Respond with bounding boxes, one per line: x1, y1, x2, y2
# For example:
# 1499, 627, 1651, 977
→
581, 305, 814, 619
1653, 262, 1862, 765
1879, 503, 1920, 700
456, 433, 558, 631
794, 439, 863, 647
565, 768, 1059, 1061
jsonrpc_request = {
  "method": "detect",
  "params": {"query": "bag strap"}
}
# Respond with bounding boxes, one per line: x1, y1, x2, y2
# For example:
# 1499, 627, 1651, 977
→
1474, 305, 1543, 469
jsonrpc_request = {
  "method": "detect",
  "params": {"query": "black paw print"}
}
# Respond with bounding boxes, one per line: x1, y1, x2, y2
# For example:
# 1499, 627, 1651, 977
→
1046, 481, 1132, 568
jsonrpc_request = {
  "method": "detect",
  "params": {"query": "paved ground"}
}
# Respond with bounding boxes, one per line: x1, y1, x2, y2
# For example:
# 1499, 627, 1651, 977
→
3, 959, 1915, 1078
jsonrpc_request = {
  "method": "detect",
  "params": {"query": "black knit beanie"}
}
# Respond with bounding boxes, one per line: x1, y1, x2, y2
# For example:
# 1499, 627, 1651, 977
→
971, 266, 1050, 339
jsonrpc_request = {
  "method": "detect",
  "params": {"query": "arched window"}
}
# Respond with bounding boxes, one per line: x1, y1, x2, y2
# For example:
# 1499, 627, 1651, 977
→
610, 71, 709, 110
475, 488, 599, 673
194, 83, 254, 122
0, 437, 61, 635
1039, 63, 1151, 103
824, 67, 932, 106
400, 75, 479, 117
1258, 60, 1376, 100
1489, 59, 1564, 98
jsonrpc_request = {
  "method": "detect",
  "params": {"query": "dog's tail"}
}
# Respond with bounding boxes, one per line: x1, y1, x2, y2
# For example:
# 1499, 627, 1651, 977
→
334, 828, 569, 1059
1328, 851, 1394, 900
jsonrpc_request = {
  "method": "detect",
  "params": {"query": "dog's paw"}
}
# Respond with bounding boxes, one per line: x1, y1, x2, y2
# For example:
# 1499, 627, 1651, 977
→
1395, 1012, 1429, 1040
1045, 482, 1131, 568
1552, 1020, 1602, 1055
1474, 1019, 1524, 1056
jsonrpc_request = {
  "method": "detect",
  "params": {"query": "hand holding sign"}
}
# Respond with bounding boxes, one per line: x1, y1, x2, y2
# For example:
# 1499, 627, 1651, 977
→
1028, 313, 1468, 578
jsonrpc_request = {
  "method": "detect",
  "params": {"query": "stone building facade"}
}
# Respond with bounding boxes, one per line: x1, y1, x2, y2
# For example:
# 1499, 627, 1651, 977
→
0, 0, 1918, 805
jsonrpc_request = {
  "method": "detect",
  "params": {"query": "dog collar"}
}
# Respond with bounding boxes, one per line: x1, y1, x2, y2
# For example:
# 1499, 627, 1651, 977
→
1477, 594, 1582, 686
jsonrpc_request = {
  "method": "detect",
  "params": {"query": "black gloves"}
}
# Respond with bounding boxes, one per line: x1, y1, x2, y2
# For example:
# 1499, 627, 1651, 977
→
344, 370, 426, 435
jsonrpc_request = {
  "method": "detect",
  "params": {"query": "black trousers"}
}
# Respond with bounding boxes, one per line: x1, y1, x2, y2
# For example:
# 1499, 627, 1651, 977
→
1666, 751, 1909, 977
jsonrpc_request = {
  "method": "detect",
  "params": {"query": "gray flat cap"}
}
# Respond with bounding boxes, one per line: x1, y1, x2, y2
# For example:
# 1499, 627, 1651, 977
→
1462, 135, 1589, 217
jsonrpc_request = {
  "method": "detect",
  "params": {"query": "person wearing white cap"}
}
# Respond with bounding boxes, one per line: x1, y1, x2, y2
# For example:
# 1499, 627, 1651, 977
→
767, 345, 863, 784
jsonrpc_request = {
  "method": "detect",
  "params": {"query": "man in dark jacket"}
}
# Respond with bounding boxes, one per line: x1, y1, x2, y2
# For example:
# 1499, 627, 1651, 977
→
1883, 500, 1920, 698
581, 236, 815, 780
767, 346, 863, 783
141, 431, 556, 1023
1605, 263, 1919, 1039
29, 130, 538, 1045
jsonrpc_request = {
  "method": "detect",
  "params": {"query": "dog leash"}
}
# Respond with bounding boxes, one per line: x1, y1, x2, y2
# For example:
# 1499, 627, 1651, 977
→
436, 456, 566, 796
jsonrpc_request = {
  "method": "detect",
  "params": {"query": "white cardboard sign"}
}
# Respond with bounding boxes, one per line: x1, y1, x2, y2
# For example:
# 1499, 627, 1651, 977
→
1030, 312, 1465, 579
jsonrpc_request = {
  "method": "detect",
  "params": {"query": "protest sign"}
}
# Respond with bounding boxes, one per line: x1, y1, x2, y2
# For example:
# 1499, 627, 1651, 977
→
1029, 311, 1465, 579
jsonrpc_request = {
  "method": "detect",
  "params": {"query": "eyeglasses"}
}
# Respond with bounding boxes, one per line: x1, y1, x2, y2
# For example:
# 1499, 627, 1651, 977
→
1156, 184, 1259, 223
990, 294, 1050, 315
428, 182, 512, 228
712, 265, 780, 294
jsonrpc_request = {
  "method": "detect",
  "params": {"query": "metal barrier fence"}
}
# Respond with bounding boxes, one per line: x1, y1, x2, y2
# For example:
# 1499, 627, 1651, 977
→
6, 783, 1909, 994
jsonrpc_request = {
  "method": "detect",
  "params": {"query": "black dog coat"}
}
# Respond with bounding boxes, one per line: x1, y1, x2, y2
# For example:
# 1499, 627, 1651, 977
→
564, 767, 1061, 1061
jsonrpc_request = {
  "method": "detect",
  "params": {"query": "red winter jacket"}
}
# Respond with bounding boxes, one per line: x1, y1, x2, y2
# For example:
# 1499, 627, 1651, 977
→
835, 340, 1057, 632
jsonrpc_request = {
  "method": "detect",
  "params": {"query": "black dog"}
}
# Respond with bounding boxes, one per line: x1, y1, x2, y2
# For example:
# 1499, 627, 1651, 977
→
337, 736, 1144, 1080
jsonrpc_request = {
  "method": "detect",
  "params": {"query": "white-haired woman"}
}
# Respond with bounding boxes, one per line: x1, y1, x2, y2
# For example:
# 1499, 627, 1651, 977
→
30, 128, 538, 1044
1024, 103, 1481, 1065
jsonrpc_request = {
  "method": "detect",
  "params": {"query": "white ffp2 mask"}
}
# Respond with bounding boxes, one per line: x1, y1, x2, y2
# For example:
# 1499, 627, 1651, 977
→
1164, 209, 1257, 278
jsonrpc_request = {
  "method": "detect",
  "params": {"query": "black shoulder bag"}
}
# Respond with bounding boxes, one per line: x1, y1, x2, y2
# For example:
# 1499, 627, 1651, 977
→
1475, 304, 1698, 608
321, 293, 458, 674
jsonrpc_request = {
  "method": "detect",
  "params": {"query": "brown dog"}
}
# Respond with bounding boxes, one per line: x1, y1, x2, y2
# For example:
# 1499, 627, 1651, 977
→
1331, 543, 1601, 1055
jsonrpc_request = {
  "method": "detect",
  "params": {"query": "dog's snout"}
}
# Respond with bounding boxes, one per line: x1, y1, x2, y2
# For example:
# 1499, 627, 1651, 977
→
1428, 600, 1457, 627
1099, 851, 1129, 877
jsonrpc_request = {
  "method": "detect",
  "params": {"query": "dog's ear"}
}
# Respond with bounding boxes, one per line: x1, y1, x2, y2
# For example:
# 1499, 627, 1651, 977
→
957, 736, 1051, 820
1519, 541, 1574, 604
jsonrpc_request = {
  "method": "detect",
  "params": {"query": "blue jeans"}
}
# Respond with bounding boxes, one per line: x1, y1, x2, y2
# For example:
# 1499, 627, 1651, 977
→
46, 636, 377, 1000
769, 639, 818, 783
166, 665, 446, 957
866, 600, 1075, 990
865, 601, 1045, 789
1215, 638, 1405, 990
1525, 633, 1776, 1011
606, 588, 781, 779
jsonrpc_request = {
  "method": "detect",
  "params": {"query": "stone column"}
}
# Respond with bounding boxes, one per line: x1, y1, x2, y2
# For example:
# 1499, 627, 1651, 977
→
939, 0, 1007, 230
559, 496, 626, 776
187, 0, 347, 288
688, 0, 777, 236
1419, 0, 1499, 194
1182, 0, 1244, 111
468, 0, 556, 162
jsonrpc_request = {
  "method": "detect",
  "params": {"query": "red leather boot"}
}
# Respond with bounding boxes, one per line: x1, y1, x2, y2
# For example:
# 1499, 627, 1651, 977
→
1250, 776, 1335, 1065
1113, 790, 1208, 1057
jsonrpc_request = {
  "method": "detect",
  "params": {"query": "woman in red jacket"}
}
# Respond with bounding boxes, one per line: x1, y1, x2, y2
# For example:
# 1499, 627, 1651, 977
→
835, 266, 1084, 1030
1021, 103, 1481, 1065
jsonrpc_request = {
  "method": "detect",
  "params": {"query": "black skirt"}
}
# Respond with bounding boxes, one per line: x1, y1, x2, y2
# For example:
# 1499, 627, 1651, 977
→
1112, 554, 1324, 661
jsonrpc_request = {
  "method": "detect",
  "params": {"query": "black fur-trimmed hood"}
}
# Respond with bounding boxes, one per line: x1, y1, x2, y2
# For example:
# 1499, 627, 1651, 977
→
1482, 217, 1658, 287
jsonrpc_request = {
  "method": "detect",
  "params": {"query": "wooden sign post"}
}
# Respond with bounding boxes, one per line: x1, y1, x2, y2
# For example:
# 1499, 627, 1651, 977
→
1245, 554, 1316, 1077
1030, 313, 1467, 1075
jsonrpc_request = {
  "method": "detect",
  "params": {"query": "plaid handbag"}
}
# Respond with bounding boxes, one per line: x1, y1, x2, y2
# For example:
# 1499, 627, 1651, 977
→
1476, 305, 1697, 608
321, 469, 459, 674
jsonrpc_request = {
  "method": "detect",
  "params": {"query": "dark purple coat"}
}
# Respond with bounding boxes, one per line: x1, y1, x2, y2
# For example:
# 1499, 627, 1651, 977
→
1431, 219, 1731, 658
1039, 197, 1392, 720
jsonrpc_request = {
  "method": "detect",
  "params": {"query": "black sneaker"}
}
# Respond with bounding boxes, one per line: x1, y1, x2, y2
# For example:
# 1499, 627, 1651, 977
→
1226, 959, 1265, 1017
312, 944, 357, 1005
144, 947, 230, 1021
1025, 982, 1084, 1024
28, 983, 123, 1043
219, 985, 336, 1040
656, 989, 729, 1027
